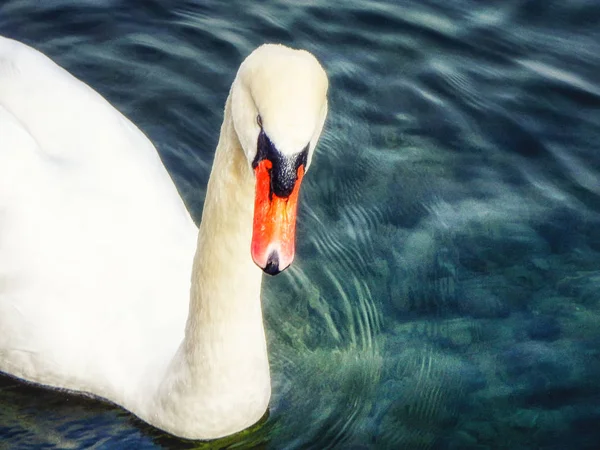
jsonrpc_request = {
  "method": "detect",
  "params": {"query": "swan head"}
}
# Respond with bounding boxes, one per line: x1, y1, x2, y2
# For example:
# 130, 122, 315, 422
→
231, 44, 328, 275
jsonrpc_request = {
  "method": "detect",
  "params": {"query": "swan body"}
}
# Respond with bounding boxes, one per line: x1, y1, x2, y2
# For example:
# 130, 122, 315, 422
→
0, 36, 328, 439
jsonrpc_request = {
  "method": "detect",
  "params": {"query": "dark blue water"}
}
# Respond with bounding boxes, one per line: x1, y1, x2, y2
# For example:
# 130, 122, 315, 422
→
2, 1, 600, 448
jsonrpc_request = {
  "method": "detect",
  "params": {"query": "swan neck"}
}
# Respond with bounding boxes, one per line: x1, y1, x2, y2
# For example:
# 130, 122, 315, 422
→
189, 97, 262, 330
155, 97, 270, 439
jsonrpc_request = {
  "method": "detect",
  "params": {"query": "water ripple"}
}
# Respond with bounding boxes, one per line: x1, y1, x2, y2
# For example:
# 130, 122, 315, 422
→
2, 0, 600, 448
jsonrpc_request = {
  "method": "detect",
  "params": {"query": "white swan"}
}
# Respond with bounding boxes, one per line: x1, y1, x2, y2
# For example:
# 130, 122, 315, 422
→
0, 37, 328, 439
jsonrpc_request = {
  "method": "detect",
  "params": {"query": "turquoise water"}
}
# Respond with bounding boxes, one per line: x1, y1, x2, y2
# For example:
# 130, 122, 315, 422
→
1, 1, 600, 448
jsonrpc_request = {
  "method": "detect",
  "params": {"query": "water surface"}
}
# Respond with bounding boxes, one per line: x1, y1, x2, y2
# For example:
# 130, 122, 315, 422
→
1, 1, 600, 448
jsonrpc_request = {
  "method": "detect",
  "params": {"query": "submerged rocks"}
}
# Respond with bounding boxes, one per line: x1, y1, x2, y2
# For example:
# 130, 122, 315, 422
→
526, 315, 561, 341
459, 281, 510, 319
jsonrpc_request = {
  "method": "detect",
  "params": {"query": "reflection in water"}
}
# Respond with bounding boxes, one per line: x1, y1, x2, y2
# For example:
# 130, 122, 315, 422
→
1, 0, 600, 448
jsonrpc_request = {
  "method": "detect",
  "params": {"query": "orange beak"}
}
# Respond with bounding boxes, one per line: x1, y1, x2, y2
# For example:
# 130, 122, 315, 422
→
251, 159, 305, 275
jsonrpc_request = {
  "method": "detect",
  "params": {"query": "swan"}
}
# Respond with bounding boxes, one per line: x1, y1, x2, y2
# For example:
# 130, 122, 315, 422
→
0, 36, 328, 439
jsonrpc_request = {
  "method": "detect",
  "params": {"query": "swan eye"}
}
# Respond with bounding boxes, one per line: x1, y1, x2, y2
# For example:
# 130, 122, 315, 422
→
257, 114, 263, 128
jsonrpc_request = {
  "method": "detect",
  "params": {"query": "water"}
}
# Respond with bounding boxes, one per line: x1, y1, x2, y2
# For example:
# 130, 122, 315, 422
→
1, 1, 600, 448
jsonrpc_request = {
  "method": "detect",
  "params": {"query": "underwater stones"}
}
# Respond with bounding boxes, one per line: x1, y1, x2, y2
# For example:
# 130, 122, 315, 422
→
480, 269, 540, 310
535, 207, 584, 254
388, 317, 480, 352
558, 306, 600, 341
586, 223, 600, 252
526, 315, 561, 341
366, 246, 391, 292
447, 430, 478, 449
402, 229, 437, 263
457, 221, 548, 272
460, 420, 497, 446
474, 318, 518, 350
445, 319, 475, 347
459, 282, 509, 319
375, 348, 468, 450
509, 408, 539, 429
510, 408, 539, 430
500, 341, 573, 389
530, 294, 572, 316
388, 230, 461, 317
505, 407, 567, 444
391, 274, 458, 316
385, 170, 431, 229
370, 256, 390, 281
531, 257, 550, 271
272, 346, 383, 448
556, 270, 600, 307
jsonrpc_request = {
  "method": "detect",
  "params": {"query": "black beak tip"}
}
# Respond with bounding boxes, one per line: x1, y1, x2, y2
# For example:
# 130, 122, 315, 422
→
263, 251, 280, 276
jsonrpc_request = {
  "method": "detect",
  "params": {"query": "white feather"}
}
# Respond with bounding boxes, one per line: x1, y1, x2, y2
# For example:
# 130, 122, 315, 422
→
0, 36, 328, 439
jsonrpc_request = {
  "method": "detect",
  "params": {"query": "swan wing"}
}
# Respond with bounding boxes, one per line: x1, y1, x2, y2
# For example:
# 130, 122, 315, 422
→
0, 37, 195, 398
